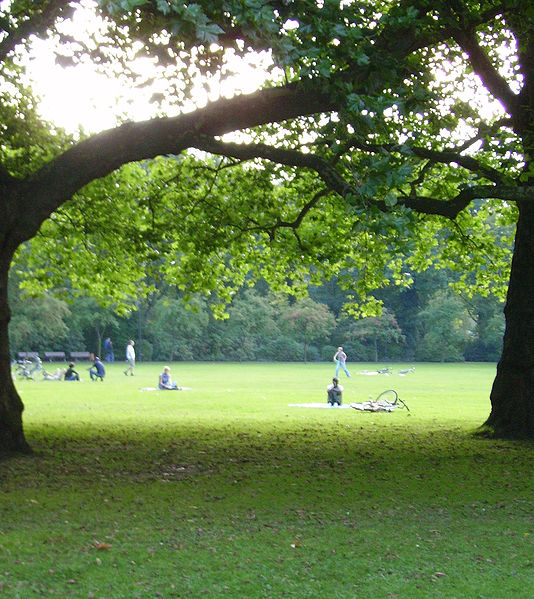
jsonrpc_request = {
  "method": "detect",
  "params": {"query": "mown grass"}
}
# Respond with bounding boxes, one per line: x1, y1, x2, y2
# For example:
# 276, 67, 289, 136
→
1, 362, 533, 598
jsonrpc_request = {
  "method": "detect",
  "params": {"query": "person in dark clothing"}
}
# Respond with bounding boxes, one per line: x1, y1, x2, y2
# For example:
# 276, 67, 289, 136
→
89, 356, 105, 381
64, 362, 80, 381
103, 337, 114, 362
327, 377, 343, 406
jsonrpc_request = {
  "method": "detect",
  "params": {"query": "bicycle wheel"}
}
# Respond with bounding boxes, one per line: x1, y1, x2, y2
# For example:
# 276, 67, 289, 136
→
396, 397, 410, 411
375, 389, 398, 406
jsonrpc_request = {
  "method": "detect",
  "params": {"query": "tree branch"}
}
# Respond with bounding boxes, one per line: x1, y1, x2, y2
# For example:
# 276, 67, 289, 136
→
190, 135, 361, 204
402, 185, 534, 217
5, 1, 520, 244
0, 0, 74, 62
189, 135, 532, 220
507, 15, 534, 133
405, 147, 506, 184
13, 84, 335, 241
453, 118, 512, 153
346, 139, 507, 184
264, 189, 329, 241
452, 26, 521, 120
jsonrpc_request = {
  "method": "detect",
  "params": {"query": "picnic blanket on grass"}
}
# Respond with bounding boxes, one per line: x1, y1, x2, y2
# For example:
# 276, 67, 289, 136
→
288, 403, 351, 409
288, 402, 399, 412
140, 387, 191, 392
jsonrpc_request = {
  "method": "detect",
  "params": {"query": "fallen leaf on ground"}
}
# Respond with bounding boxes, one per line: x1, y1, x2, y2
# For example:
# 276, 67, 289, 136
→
93, 542, 112, 550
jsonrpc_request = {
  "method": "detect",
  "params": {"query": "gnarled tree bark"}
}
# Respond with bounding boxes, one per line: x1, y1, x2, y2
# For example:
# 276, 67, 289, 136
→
485, 199, 534, 438
0, 247, 31, 454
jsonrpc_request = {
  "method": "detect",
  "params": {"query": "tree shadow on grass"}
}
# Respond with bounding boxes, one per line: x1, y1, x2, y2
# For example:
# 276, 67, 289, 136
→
3, 421, 531, 510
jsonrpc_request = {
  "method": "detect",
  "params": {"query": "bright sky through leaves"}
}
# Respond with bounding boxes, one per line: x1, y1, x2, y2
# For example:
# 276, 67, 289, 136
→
28, 47, 271, 134
25, 3, 272, 134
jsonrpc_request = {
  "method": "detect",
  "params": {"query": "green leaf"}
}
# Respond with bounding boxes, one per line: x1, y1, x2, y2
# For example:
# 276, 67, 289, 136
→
196, 22, 225, 43
384, 193, 398, 207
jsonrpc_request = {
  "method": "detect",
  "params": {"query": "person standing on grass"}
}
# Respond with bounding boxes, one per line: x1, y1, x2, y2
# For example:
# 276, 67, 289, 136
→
333, 346, 350, 378
104, 337, 114, 363
124, 340, 135, 376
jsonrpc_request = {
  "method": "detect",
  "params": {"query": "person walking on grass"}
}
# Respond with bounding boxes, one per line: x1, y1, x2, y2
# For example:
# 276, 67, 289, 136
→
333, 346, 351, 378
124, 340, 135, 376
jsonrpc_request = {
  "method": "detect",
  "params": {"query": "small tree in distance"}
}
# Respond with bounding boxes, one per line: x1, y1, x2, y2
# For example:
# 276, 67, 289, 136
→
417, 292, 473, 362
281, 298, 336, 362
348, 309, 405, 362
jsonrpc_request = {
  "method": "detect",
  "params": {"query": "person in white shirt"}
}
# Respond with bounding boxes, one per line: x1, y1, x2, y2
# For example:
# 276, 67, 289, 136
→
124, 340, 135, 376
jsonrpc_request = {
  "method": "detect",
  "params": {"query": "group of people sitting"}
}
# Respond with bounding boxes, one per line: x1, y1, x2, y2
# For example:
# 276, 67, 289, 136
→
42, 360, 181, 390
42, 357, 106, 382
42, 362, 81, 381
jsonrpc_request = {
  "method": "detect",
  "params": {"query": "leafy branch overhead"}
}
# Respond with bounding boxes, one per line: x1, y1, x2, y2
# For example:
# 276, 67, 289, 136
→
2, 0, 526, 309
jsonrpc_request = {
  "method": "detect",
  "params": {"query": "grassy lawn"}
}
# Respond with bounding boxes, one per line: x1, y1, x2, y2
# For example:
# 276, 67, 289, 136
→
1, 362, 533, 598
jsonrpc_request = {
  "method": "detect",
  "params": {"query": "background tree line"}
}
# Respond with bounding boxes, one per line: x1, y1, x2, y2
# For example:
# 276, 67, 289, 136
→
8, 265, 504, 364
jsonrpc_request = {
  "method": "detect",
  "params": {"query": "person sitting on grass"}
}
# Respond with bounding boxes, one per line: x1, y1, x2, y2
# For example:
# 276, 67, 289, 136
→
43, 367, 66, 380
89, 356, 105, 381
159, 366, 181, 390
327, 377, 343, 406
64, 362, 80, 381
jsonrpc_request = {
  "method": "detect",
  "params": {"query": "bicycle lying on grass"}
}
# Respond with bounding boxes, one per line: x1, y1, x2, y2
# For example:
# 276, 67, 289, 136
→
12, 357, 42, 381
350, 389, 410, 412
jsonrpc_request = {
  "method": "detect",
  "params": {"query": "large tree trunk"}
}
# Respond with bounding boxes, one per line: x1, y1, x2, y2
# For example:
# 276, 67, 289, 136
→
0, 257, 32, 454
484, 201, 534, 438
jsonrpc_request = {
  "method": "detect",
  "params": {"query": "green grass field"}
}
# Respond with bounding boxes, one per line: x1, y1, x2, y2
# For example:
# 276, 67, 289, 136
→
1, 362, 533, 598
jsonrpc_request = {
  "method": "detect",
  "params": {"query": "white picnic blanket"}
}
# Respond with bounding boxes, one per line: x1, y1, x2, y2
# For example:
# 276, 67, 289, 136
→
288, 403, 351, 409
140, 387, 191, 392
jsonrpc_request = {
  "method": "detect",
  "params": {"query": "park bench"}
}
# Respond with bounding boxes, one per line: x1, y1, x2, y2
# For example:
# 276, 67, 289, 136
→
69, 351, 92, 361
17, 351, 40, 361
44, 351, 66, 362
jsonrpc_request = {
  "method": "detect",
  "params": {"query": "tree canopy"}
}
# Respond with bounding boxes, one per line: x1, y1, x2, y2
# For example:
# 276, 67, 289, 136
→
1, 0, 534, 451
